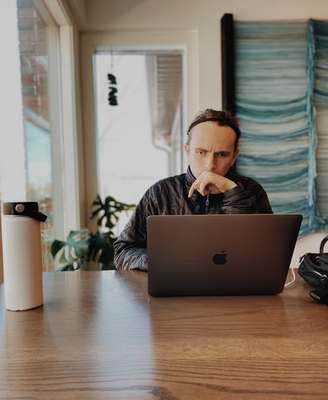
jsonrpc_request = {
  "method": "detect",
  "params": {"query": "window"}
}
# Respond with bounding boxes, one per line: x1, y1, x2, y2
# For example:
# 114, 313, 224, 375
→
93, 50, 184, 233
0, 0, 80, 271
81, 30, 197, 234
17, 0, 54, 268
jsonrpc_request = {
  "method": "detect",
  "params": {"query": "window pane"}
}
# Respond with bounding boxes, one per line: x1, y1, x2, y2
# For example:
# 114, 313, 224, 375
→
17, 0, 54, 269
94, 51, 183, 234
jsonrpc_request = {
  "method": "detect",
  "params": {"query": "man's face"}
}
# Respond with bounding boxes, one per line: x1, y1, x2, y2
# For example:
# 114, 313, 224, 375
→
185, 121, 239, 178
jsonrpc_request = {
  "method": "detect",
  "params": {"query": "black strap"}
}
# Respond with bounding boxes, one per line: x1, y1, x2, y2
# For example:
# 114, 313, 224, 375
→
298, 234, 328, 305
320, 235, 328, 254
2, 202, 47, 222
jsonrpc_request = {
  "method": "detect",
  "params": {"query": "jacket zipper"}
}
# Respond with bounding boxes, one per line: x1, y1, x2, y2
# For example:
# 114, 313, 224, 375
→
205, 194, 210, 214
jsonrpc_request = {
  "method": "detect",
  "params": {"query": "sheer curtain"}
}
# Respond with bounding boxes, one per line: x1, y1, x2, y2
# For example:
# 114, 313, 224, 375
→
146, 53, 183, 176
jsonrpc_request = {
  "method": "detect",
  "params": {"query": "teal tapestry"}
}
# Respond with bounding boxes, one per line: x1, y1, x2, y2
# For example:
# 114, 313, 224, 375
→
235, 19, 328, 235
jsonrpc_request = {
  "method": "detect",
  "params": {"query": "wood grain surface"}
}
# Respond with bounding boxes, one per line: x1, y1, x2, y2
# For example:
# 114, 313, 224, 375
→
0, 271, 327, 400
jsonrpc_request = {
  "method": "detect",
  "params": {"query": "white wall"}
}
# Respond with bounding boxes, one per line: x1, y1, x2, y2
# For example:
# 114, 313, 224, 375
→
81, 0, 328, 265
84, 0, 328, 110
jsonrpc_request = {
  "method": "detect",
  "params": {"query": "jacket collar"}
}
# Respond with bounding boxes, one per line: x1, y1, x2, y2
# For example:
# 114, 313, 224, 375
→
186, 165, 196, 187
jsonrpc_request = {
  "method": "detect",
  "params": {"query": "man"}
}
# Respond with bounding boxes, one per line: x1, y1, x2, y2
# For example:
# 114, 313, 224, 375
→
114, 109, 272, 271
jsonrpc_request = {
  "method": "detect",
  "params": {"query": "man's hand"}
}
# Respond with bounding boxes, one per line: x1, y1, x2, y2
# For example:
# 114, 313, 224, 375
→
188, 171, 237, 198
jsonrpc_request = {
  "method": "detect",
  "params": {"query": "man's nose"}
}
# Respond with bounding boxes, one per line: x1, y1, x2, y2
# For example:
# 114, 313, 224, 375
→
205, 155, 216, 171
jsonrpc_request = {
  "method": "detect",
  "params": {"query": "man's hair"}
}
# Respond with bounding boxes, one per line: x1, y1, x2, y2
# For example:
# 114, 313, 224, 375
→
186, 109, 241, 148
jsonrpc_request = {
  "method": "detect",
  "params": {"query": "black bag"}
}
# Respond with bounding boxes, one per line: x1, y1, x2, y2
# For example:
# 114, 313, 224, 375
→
298, 235, 328, 304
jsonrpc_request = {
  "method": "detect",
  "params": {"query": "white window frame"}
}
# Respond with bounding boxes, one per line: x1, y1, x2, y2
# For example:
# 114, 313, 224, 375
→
41, 0, 82, 238
80, 30, 199, 231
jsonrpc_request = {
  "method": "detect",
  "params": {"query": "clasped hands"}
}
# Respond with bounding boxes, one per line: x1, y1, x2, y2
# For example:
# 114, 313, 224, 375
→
188, 171, 237, 198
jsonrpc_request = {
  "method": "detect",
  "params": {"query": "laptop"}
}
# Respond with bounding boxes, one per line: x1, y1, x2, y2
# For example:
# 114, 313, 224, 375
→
147, 214, 302, 297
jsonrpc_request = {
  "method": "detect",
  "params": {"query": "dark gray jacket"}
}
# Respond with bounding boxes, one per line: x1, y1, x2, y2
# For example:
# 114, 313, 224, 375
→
114, 167, 272, 271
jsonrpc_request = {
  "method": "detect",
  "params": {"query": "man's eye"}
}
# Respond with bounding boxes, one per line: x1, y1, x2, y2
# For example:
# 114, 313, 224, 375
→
196, 150, 204, 155
215, 152, 227, 158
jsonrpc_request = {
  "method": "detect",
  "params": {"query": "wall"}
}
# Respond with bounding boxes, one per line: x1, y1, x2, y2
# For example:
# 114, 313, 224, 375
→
83, 0, 328, 110
81, 0, 328, 265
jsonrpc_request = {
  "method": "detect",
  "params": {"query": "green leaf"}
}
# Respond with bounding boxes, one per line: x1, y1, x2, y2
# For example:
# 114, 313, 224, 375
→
88, 230, 114, 265
51, 240, 66, 258
51, 194, 136, 271
55, 262, 75, 271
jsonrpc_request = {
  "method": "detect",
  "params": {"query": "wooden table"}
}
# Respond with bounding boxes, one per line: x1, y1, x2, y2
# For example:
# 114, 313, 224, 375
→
0, 271, 328, 400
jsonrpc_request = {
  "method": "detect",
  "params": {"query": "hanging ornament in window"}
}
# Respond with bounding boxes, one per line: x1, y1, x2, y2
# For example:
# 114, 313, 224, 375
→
107, 73, 118, 106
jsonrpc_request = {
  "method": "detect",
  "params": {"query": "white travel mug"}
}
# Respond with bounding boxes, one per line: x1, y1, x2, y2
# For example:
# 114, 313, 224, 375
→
2, 202, 47, 311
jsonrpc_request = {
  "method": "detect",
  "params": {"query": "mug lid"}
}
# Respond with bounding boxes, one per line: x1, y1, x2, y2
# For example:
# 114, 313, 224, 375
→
2, 202, 47, 222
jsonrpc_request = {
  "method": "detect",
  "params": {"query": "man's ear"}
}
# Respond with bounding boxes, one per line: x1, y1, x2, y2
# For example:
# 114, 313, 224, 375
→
232, 147, 239, 165
184, 143, 190, 153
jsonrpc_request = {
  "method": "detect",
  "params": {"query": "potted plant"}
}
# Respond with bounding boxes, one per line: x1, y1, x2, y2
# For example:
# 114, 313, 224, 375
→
51, 195, 135, 270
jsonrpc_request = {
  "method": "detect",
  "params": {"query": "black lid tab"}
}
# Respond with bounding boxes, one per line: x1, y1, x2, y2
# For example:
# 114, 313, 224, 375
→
2, 202, 47, 222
